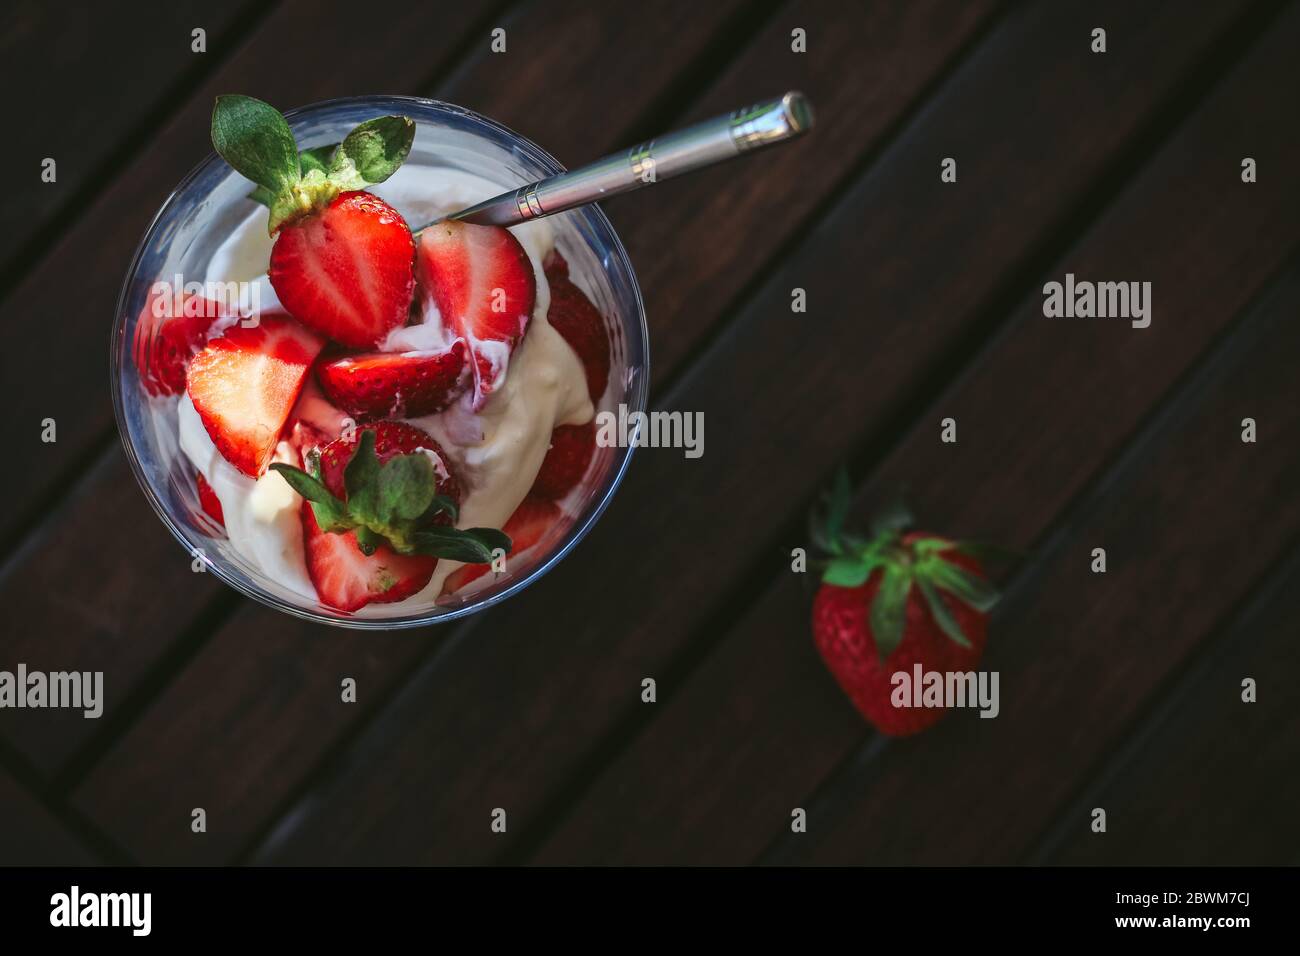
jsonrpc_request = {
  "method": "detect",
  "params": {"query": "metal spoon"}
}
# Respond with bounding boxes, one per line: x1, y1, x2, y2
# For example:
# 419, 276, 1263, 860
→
423, 90, 813, 230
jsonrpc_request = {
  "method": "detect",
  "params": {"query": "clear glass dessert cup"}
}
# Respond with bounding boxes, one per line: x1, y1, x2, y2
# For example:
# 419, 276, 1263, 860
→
111, 96, 649, 629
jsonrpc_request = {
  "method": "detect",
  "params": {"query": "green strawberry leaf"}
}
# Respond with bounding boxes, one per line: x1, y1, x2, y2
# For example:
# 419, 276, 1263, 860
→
378, 453, 437, 522
912, 535, 956, 555
412, 527, 513, 564
822, 555, 881, 588
269, 462, 340, 509
425, 493, 460, 524
248, 144, 334, 206
211, 95, 300, 200
300, 143, 334, 177
216, 99, 417, 232
309, 498, 352, 533
268, 463, 352, 532
475, 527, 514, 553
869, 564, 911, 660
328, 115, 415, 191
927, 558, 999, 613
343, 429, 382, 522
916, 576, 972, 648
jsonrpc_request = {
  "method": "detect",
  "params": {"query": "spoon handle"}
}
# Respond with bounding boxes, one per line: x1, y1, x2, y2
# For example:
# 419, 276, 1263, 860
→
433, 91, 813, 229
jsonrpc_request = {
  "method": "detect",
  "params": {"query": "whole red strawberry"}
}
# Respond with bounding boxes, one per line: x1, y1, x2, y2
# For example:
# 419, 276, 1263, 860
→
809, 476, 999, 736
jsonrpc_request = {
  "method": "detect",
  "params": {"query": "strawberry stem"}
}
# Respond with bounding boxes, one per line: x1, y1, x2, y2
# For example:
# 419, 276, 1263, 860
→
211, 94, 416, 233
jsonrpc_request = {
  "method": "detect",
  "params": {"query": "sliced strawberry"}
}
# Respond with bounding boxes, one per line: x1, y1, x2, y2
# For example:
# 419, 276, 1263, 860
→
270, 191, 415, 349
134, 292, 228, 396
301, 501, 435, 612
195, 473, 225, 527
441, 494, 560, 595
318, 421, 462, 525
532, 421, 596, 500
186, 315, 324, 478
547, 273, 610, 402
416, 220, 535, 406
317, 341, 467, 419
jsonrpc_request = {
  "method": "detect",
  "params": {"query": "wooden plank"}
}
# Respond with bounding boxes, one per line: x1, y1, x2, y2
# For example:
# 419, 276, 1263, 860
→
0, 0, 993, 774
1041, 545, 1300, 865
0, 0, 502, 777
249, 0, 1257, 864
0, 451, 227, 777
0, 765, 97, 865
445, 0, 768, 166
0, 0, 259, 273
0, 0, 497, 552
65, 0, 763, 865
530, 5, 1300, 865
776, 264, 1300, 864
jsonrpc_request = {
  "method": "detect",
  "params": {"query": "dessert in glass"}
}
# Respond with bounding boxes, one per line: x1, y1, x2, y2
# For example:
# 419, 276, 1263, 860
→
112, 95, 648, 628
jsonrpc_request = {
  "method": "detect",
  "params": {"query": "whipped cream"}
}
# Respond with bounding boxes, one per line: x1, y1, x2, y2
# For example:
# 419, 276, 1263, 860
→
178, 392, 315, 598
182, 164, 595, 611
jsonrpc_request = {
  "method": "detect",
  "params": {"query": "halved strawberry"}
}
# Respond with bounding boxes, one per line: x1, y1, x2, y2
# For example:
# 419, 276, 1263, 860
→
317, 421, 462, 525
301, 501, 435, 612
270, 191, 415, 349
317, 341, 467, 420
416, 220, 535, 406
547, 273, 610, 402
134, 292, 226, 396
195, 473, 225, 527
532, 421, 596, 500
441, 494, 560, 594
186, 315, 324, 477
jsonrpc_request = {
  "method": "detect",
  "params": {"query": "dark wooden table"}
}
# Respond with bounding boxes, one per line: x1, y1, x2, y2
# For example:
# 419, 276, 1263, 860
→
1, 0, 1297, 866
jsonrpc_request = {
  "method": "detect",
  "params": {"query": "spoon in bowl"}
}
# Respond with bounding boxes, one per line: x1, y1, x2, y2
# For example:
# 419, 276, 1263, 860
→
421, 90, 814, 230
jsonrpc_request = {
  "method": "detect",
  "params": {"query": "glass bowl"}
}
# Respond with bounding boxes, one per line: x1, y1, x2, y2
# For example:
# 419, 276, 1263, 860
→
111, 96, 648, 629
